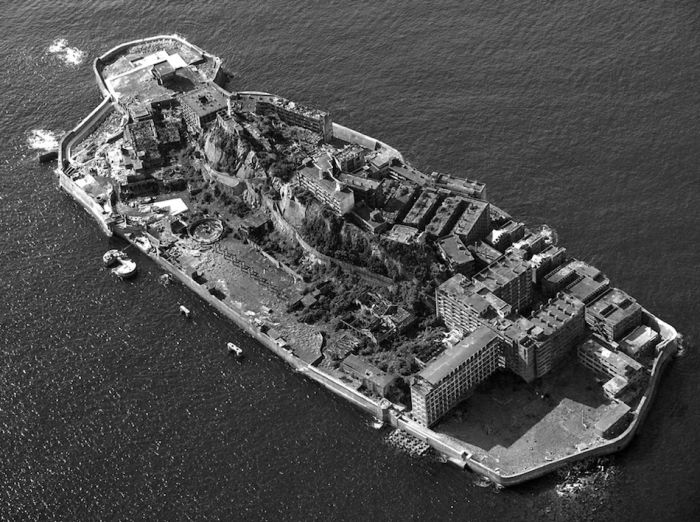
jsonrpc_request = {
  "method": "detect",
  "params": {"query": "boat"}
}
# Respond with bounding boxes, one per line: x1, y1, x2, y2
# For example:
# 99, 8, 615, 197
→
102, 249, 122, 267
111, 256, 137, 279
227, 342, 243, 358
179, 305, 191, 318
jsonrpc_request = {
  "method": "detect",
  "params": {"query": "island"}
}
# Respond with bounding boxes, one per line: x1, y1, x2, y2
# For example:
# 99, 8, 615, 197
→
57, 35, 680, 486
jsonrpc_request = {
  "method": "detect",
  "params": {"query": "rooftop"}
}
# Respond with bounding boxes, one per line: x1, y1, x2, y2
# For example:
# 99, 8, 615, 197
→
180, 85, 228, 117
580, 337, 644, 376
417, 327, 499, 385
588, 288, 641, 323
437, 235, 473, 265
403, 190, 440, 227
425, 196, 465, 237
472, 250, 530, 291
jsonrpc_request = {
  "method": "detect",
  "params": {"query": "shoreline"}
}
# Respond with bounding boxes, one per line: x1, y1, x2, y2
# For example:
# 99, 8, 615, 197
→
56, 34, 679, 486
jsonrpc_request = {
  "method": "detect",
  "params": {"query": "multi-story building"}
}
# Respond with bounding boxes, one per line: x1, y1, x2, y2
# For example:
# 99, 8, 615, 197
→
530, 244, 567, 284
428, 171, 488, 200
578, 338, 644, 399
340, 355, 397, 398
297, 165, 355, 215
437, 235, 475, 276
379, 179, 420, 224
543, 259, 610, 304
180, 85, 229, 134
618, 325, 659, 359
452, 197, 490, 246
402, 189, 442, 229
486, 220, 525, 252
411, 327, 501, 426
467, 240, 502, 269
529, 293, 586, 377
335, 144, 367, 172
425, 196, 467, 238
232, 93, 334, 142
123, 119, 162, 169
586, 288, 642, 342
337, 173, 383, 207
472, 250, 533, 313
436, 274, 512, 334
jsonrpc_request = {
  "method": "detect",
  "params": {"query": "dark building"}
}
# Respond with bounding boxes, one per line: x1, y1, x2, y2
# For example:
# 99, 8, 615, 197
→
123, 119, 162, 169
543, 259, 610, 304
586, 288, 642, 342
340, 355, 397, 397
180, 85, 229, 134
402, 189, 442, 230
452, 197, 490, 246
467, 241, 503, 269
425, 196, 467, 238
472, 250, 533, 313
437, 235, 475, 276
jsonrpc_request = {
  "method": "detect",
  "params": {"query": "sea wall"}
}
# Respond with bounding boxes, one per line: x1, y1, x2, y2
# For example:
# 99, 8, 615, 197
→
58, 171, 112, 236
332, 123, 404, 161
59, 98, 115, 168
93, 34, 214, 98
471, 322, 678, 486
116, 231, 386, 422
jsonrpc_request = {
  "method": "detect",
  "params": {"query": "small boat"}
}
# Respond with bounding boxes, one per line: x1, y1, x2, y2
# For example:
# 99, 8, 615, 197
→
227, 342, 243, 358
102, 249, 122, 267
111, 256, 137, 279
179, 305, 191, 318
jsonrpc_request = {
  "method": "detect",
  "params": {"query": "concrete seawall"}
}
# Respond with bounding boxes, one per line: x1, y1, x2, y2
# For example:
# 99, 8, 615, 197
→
92, 34, 220, 99
58, 170, 113, 236
59, 98, 115, 168
332, 123, 404, 161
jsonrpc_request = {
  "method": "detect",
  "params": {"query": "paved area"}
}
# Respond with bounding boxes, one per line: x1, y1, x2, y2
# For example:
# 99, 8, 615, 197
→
436, 359, 612, 474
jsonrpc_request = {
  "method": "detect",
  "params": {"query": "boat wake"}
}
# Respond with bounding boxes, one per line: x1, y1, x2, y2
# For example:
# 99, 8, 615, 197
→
47, 38, 86, 66
27, 129, 59, 151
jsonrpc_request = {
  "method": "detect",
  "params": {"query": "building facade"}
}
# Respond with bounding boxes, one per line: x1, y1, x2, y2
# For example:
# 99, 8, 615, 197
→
411, 327, 502, 426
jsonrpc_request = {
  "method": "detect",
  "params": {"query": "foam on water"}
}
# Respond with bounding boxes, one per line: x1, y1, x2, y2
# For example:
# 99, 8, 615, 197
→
27, 129, 59, 151
47, 38, 86, 66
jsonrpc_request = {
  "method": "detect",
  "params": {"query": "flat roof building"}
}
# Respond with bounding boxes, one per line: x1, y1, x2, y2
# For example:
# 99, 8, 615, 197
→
543, 259, 610, 304
380, 180, 419, 224
429, 171, 487, 200
385, 224, 420, 244
468, 241, 502, 268
297, 165, 355, 215
411, 327, 501, 426
486, 220, 525, 252
180, 85, 229, 134
472, 250, 533, 313
425, 196, 467, 238
578, 337, 644, 384
452, 197, 490, 246
619, 325, 659, 359
341, 354, 397, 398
586, 288, 642, 342
402, 189, 442, 230
437, 235, 475, 276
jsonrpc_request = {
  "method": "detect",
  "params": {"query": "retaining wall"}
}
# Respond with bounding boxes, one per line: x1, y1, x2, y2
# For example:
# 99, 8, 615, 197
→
58, 171, 113, 236
93, 34, 213, 98
332, 123, 404, 161
269, 205, 393, 286
59, 98, 115, 168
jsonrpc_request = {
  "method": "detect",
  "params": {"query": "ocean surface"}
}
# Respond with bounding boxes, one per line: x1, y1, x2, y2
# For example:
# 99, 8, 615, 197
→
1, 1, 699, 520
